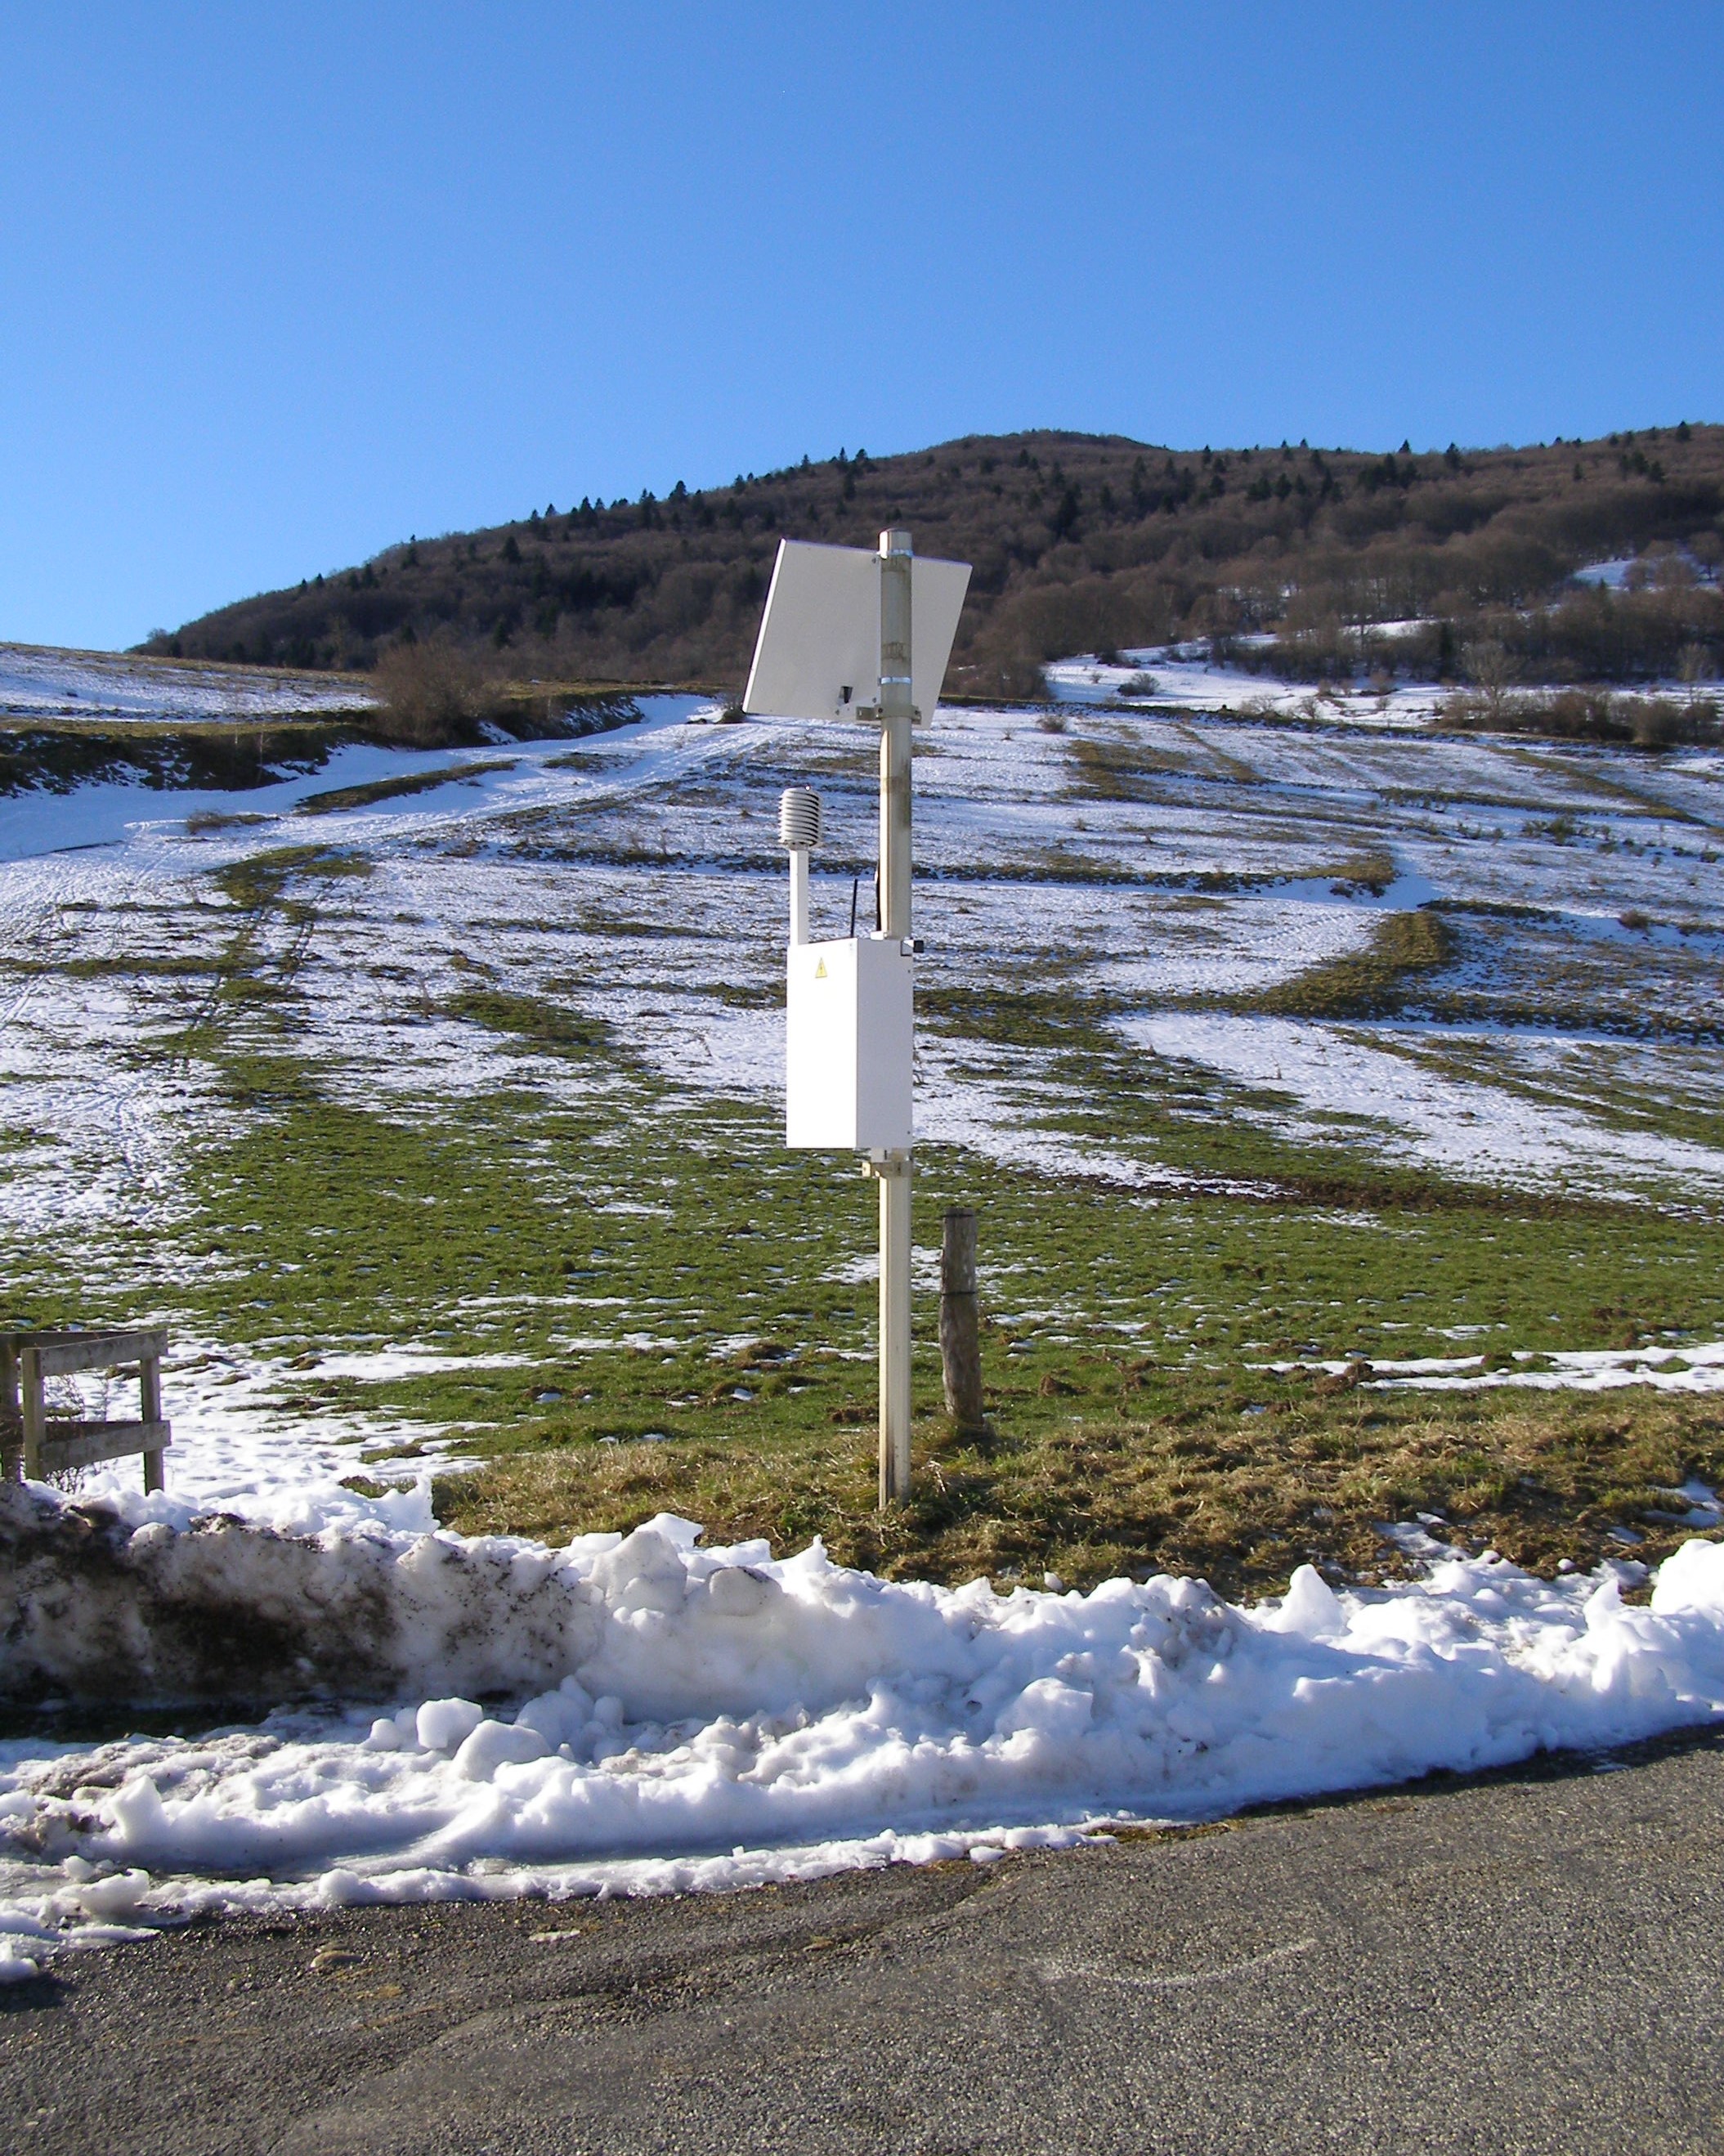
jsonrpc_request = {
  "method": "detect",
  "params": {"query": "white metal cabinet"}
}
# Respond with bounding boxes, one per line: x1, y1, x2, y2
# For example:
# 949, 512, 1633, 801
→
785, 935, 913, 1151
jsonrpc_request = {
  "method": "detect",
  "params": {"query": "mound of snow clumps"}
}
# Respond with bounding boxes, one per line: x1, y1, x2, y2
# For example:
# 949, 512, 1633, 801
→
4, 1486, 1724, 1982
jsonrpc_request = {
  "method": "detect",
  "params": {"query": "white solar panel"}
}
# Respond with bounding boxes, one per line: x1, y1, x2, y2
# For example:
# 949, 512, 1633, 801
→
742, 540, 971, 723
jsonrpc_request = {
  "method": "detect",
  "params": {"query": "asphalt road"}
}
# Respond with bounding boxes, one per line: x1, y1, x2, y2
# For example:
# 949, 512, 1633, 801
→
6, 1729, 1723, 2155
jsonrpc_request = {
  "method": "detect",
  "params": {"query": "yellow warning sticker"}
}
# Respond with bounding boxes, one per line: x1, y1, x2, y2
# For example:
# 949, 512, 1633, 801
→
814, 959, 827, 979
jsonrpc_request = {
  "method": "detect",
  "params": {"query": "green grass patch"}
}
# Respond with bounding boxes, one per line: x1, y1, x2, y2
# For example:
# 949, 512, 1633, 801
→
1174, 721, 1261, 787
1066, 725, 1265, 802
920, 984, 1121, 1051
186, 810, 273, 835
1068, 735, 1204, 802
0, 952, 216, 980
444, 988, 611, 1050
213, 844, 374, 909
1324, 848, 1397, 896
1249, 908, 1453, 1020
294, 759, 517, 816
11, 994, 1722, 1600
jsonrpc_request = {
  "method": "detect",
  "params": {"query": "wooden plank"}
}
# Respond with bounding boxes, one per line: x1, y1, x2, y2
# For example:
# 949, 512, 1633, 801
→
0, 1328, 168, 1350
32, 1329, 168, 1380
2, 1327, 141, 1351
38, 1420, 172, 1472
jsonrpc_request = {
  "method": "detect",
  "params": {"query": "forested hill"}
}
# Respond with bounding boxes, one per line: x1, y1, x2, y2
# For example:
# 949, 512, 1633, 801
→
147, 424, 1724, 699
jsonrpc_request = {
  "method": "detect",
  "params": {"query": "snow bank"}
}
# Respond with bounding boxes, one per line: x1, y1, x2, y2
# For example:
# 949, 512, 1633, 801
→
0, 1477, 591, 1706
4, 1489, 1724, 1979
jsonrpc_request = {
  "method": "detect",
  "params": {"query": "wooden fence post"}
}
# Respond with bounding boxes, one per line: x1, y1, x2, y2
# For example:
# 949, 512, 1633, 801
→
140, 1348, 165, 1494
20, 1345, 44, 1482
939, 1207, 987, 1436
0, 1339, 16, 1478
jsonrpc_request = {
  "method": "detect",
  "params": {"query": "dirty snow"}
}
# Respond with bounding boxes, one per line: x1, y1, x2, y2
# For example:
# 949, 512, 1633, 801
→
5, 1491, 1724, 1979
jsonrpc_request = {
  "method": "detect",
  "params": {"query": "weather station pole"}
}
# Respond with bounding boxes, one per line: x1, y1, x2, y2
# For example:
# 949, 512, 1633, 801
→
874, 528, 915, 1504
741, 522, 970, 1512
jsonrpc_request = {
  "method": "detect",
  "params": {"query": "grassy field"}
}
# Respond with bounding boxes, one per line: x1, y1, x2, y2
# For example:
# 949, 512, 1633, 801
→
441, 1385, 1724, 1598
180, 1029, 1724, 1591
4, 691, 1722, 1599
16, 894, 1723, 1595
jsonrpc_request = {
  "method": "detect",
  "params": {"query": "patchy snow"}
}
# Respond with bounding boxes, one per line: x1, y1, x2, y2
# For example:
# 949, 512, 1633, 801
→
1087, 872, 1440, 1003
0, 643, 374, 724
1047, 635, 1724, 732
1045, 648, 1448, 730
3, 1493, 1724, 1978
1256, 1344, 1724, 1396
43, 1344, 451, 1528
1127, 1014, 1724, 1200
2, 643, 1723, 1970
1571, 558, 1636, 591
1385, 1342, 1724, 1396
2, 666, 1720, 1523
916, 1036, 1220, 1194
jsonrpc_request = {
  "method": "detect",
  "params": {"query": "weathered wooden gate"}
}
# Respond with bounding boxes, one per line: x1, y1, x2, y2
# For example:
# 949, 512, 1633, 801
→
0, 1328, 171, 1491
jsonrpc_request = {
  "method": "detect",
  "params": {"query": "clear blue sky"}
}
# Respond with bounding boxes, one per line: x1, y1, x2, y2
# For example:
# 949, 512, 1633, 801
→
3, 2, 1720, 650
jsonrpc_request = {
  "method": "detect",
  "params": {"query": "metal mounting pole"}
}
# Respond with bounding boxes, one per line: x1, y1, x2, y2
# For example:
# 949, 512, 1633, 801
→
877, 527, 914, 1505
787, 849, 810, 945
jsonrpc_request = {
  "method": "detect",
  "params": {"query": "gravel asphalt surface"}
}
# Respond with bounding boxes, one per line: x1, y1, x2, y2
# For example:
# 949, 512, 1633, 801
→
6, 1728, 1723, 2154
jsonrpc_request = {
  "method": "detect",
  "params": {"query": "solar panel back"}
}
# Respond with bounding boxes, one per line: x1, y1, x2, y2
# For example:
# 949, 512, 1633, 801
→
742, 540, 971, 724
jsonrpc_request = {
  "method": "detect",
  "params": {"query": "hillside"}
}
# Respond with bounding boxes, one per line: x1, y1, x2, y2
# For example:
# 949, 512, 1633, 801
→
148, 424, 1724, 700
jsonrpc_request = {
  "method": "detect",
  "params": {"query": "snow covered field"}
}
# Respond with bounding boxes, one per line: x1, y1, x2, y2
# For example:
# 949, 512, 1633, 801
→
6, 675, 1720, 1236
2, 661, 1721, 1472
0, 641, 372, 724
1126, 1013, 1724, 1200
2, 645, 1722, 1972
1046, 645, 1453, 728
1045, 637, 1723, 734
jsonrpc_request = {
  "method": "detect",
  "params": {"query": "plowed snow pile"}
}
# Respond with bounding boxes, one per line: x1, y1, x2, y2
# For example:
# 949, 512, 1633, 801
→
5, 1481, 1724, 1981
